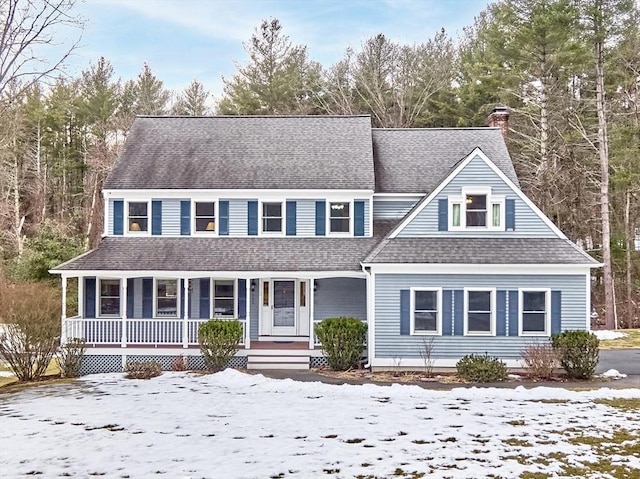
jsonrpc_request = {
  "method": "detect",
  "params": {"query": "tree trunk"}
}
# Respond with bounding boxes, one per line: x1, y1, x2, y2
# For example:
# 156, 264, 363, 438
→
625, 189, 632, 327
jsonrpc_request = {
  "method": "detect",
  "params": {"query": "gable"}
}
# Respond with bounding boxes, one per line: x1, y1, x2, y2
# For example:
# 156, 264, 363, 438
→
393, 150, 561, 238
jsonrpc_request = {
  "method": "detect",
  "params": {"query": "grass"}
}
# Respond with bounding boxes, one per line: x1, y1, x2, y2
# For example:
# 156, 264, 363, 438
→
598, 328, 640, 349
0, 358, 61, 388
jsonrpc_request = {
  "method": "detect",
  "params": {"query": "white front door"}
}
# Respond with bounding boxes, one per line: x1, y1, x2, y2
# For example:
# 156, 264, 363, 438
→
260, 279, 310, 337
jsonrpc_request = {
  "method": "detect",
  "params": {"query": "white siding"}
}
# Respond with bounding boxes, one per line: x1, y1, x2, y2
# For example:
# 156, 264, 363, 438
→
229, 199, 249, 236
296, 200, 317, 237
160, 199, 182, 236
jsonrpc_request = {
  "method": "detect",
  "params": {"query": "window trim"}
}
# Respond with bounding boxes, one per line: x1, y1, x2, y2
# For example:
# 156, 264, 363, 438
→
463, 287, 496, 336
519, 288, 551, 337
327, 200, 353, 236
210, 278, 237, 318
410, 287, 442, 336
97, 278, 121, 318
448, 188, 505, 231
126, 200, 150, 235
154, 278, 180, 319
259, 200, 285, 236
192, 200, 217, 235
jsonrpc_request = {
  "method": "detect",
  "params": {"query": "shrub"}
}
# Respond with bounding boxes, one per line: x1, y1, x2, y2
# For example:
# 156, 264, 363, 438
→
0, 279, 60, 381
125, 360, 162, 379
315, 317, 367, 371
521, 342, 559, 380
56, 338, 86, 378
551, 330, 599, 379
171, 355, 188, 371
456, 353, 507, 382
198, 320, 243, 372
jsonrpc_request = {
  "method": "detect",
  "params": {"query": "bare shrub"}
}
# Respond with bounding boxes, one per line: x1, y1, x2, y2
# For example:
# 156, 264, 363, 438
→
419, 337, 436, 377
124, 361, 162, 379
521, 342, 559, 380
0, 278, 60, 381
171, 355, 188, 371
56, 338, 86, 378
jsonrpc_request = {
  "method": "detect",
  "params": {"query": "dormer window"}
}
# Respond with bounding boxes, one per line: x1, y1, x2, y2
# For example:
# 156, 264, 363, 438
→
195, 202, 216, 233
329, 202, 350, 233
128, 202, 148, 233
262, 202, 283, 233
449, 189, 504, 230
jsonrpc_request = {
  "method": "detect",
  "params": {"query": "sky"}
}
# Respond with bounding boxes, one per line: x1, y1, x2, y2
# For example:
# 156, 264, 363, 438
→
1, 369, 638, 477
61, 0, 493, 102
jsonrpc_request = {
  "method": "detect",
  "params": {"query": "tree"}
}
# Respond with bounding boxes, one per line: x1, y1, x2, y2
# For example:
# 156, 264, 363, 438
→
172, 79, 210, 115
218, 18, 322, 115
0, 0, 83, 102
134, 62, 171, 115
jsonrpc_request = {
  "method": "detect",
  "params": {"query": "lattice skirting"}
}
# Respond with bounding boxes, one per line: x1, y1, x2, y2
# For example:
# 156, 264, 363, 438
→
79, 354, 248, 375
309, 356, 328, 368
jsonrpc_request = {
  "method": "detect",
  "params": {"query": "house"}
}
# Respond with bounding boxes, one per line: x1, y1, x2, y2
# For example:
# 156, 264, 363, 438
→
51, 110, 600, 373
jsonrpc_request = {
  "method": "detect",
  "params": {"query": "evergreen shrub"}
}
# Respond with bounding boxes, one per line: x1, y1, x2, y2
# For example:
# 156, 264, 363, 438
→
198, 320, 243, 372
456, 353, 507, 382
551, 330, 599, 379
315, 317, 367, 371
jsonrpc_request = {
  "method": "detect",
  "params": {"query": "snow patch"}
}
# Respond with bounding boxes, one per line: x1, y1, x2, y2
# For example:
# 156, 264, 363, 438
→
594, 330, 628, 340
600, 369, 628, 379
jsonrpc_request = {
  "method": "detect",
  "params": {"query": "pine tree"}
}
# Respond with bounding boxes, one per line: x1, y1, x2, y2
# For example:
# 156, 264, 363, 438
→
172, 79, 210, 115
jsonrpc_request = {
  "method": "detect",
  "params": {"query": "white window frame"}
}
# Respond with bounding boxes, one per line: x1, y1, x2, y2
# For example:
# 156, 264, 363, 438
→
259, 200, 285, 236
211, 278, 237, 318
154, 278, 180, 319
126, 200, 150, 236
97, 278, 121, 318
327, 200, 353, 236
464, 287, 496, 336
448, 188, 505, 231
519, 288, 551, 337
192, 200, 217, 235
410, 287, 442, 336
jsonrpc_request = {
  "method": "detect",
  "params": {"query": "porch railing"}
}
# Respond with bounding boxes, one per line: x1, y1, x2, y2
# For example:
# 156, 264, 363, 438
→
63, 317, 245, 347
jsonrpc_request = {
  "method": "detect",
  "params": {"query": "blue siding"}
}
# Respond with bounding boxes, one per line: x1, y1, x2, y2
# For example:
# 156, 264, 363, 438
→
247, 201, 258, 236
180, 200, 190, 236
372, 200, 416, 220
156, 199, 182, 236
296, 200, 316, 236
229, 200, 248, 236
286, 201, 297, 236
314, 278, 367, 321
315, 201, 326, 236
152, 200, 162, 235
374, 273, 587, 360
219, 201, 229, 236
397, 155, 557, 238
113, 200, 124, 236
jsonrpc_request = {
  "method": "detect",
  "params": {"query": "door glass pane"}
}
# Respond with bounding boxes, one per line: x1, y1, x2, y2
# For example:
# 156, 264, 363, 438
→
273, 281, 295, 327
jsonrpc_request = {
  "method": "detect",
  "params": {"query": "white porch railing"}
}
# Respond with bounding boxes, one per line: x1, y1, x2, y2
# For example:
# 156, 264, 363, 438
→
63, 317, 245, 346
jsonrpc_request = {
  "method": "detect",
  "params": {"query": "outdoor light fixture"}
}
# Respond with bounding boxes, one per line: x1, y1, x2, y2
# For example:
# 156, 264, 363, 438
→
314, 280, 319, 292
251, 280, 256, 292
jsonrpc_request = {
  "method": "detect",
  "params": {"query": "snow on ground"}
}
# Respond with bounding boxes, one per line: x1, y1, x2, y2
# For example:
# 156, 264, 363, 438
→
600, 369, 628, 379
1, 370, 639, 479
594, 330, 629, 340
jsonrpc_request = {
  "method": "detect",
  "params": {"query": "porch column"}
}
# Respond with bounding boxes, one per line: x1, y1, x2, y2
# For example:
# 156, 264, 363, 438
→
61, 276, 67, 344
245, 278, 251, 348
309, 279, 315, 349
121, 278, 128, 347
182, 278, 189, 348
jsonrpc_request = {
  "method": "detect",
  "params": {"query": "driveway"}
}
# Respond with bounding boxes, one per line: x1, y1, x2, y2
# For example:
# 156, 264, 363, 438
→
597, 348, 640, 379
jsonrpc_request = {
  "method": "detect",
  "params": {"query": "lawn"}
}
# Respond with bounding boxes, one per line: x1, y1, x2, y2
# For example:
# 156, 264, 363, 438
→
1, 370, 638, 478
597, 329, 640, 349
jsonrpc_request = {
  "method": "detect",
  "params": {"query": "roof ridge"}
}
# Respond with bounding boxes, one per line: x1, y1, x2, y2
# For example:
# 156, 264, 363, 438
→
135, 115, 372, 119
372, 127, 500, 131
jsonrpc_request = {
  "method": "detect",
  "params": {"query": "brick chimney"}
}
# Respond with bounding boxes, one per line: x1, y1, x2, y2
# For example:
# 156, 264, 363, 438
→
487, 104, 509, 139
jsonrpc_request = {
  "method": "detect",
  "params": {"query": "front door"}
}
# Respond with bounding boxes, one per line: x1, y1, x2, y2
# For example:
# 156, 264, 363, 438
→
272, 280, 296, 335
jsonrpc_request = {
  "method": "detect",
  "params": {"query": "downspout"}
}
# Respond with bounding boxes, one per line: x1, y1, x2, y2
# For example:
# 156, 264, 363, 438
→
361, 264, 373, 369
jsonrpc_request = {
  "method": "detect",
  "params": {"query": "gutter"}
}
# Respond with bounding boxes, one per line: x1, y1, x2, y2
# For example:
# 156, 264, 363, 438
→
361, 263, 372, 369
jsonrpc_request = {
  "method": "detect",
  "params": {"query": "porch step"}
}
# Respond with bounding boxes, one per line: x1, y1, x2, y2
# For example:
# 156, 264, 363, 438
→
247, 348, 310, 370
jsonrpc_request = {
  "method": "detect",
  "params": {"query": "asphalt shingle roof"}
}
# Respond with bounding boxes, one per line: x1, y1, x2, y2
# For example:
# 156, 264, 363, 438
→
372, 128, 518, 194
364, 238, 599, 265
104, 116, 375, 190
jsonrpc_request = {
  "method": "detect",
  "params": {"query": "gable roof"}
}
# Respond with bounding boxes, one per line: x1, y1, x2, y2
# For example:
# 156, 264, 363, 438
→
104, 115, 375, 190
372, 127, 518, 194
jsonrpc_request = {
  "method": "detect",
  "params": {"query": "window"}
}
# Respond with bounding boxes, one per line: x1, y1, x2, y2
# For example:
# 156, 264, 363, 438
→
156, 279, 178, 317
262, 202, 283, 233
449, 189, 504, 230
99, 279, 120, 316
329, 202, 350, 233
128, 202, 148, 232
213, 280, 235, 317
465, 289, 495, 335
195, 202, 215, 232
411, 288, 441, 335
520, 289, 549, 335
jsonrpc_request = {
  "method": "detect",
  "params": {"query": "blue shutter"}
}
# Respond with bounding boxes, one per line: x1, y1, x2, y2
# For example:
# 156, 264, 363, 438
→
400, 289, 410, 335
238, 279, 246, 319
179, 279, 185, 319
286, 201, 297, 236
438, 199, 448, 231
442, 289, 453, 335
142, 278, 153, 318
113, 200, 124, 235
199, 278, 210, 319
508, 290, 519, 336
219, 201, 229, 236
152, 200, 162, 235
551, 291, 562, 335
85, 277, 96, 319
506, 199, 515, 230
248, 201, 258, 236
354, 201, 365, 236
180, 200, 191, 236
496, 290, 507, 336
453, 290, 464, 335
315, 201, 326, 236
127, 279, 134, 318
